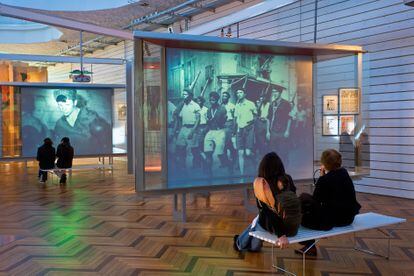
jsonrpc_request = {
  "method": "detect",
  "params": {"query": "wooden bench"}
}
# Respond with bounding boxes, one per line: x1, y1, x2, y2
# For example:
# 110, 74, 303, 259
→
41, 164, 113, 183
249, 212, 406, 276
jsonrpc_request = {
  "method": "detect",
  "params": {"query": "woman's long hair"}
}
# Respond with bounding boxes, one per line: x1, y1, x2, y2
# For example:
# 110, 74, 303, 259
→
257, 152, 286, 189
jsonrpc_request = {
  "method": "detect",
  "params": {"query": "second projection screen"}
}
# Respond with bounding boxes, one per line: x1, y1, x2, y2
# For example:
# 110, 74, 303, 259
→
21, 87, 113, 157
166, 48, 313, 188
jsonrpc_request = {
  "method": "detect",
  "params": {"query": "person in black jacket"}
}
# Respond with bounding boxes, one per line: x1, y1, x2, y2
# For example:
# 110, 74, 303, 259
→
36, 138, 56, 183
56, 137, 74, 184
234, 152, 301, 252
296, 149, 361, 256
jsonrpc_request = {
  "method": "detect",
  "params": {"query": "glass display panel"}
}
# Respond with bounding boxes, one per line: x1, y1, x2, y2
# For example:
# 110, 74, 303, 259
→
166, 48, 313, 188
21, 87, 113, 157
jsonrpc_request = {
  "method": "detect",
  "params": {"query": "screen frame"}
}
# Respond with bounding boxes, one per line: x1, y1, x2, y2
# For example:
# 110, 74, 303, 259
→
0, 82, 124, 160
154, 46, 315, 192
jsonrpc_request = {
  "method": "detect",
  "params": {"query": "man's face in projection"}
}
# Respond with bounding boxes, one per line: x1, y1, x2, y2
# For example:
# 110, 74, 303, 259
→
221, 93, 229, 103
271, 89, 281, 102
236, 90, 245, 101
57, 98, 77, 117
209, 96, 218, 106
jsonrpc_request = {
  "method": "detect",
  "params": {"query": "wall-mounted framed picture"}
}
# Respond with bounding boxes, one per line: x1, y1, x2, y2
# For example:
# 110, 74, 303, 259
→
323, 95, 338, 114
322, 115, 339, 136
339, 115, 355, 135
339, 88, 359, 114
117, 104, 127, 121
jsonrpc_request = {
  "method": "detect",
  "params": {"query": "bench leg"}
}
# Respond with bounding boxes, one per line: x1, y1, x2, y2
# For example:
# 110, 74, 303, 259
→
271, 244, 297, 276
270, 239, 319, 276
354, 228, 393, 259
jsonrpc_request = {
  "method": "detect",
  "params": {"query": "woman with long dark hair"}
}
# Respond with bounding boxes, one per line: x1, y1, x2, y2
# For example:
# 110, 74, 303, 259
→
233, 152, 301, 252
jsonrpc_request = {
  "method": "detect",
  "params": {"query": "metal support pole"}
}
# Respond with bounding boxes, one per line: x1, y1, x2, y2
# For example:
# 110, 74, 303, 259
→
173, 193, 187, 222
355, 52, 363, 170
80, 31, 83, 72
243, 187, 256, 213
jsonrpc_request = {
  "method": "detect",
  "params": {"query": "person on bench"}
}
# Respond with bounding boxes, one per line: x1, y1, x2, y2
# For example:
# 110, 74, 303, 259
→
296, 149, 361, 256
36, 138, 56, 183
233, 152, 301, 252
55, 137, 74, 184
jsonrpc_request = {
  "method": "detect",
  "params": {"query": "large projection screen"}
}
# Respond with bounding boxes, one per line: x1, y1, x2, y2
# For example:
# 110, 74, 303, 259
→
21, 87, 113, 157
166, 48, 313, 188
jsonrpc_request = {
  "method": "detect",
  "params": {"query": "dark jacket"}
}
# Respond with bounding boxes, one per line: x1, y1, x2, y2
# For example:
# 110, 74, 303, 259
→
36, 144, 56, 169
257, 174, 300, 237
313, 167, 361, 228
56, 143, 74, 169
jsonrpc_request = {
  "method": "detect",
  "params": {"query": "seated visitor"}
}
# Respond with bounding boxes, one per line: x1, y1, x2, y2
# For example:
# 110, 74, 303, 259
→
36, 138, 56, 183
56, 137, 74, 184
296, 149, 361, 256
233, 152, 301, 252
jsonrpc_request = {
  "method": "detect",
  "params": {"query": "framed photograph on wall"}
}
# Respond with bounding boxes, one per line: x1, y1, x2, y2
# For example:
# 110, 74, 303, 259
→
117, 104, 127, 121
340, 115, 355, 135
323, 95, 338, 114
322, 115, 339, 136
339, 88, 359, 114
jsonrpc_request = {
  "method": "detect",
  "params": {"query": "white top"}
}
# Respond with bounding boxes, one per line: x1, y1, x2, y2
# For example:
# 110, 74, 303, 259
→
168, 101, 176, 125
224, 102, 235, 121
179, 100, 200, 125
199, 106, 208, 125
235, 99, 257, 128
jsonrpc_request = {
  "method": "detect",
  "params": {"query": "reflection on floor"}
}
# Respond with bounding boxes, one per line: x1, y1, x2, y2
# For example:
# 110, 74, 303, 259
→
0, 160, 413, 275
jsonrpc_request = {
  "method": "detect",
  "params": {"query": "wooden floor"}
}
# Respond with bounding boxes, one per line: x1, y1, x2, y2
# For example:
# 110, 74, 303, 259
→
0, 161, 413, 276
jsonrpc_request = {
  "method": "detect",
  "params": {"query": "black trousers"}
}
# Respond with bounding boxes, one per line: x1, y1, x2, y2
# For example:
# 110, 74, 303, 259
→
39, 170, 48, 181
299, 193, 355, 247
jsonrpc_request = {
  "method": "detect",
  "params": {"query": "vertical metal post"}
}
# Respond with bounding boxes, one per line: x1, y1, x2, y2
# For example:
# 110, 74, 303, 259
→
160, 47, 168, 187
355, 53, 363, 169
312, 55, 317, 169
80, 31, 83, 72
181, 193, 187, 222
126, 60, 134, 174
134, 39, 145, 192
313, 0, 318, 43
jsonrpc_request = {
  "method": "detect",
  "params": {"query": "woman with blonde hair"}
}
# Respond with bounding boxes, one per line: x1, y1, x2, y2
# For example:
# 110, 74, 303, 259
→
296, 149, 361, 256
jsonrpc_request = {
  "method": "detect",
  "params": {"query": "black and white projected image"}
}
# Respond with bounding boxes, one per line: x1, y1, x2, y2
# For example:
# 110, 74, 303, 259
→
166, 48, 313, 188
21, 87, 113, 157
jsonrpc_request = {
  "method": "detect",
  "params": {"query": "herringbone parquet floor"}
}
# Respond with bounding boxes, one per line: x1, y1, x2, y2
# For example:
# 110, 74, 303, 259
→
0, 161, 412, 276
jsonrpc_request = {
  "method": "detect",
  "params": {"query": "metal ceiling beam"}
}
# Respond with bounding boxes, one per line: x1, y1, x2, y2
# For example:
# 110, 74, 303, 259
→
0, 3, 134, 40
129, 0, 203, 27
0, 53, 125, 64
58, 0, 237, 56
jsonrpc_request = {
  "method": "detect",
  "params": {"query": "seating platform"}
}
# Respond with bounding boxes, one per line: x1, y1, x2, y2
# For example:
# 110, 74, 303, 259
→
249, 212, 406, 276
41, 164, 113, 183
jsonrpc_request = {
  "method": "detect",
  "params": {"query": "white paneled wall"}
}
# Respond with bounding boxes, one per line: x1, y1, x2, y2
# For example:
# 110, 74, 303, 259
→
47, 0, 414, 198
234, 0, 414, 199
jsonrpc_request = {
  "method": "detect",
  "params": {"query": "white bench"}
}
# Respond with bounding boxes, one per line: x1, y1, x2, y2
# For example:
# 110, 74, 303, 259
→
41, 164, 113, 183
249, 212, 406, 276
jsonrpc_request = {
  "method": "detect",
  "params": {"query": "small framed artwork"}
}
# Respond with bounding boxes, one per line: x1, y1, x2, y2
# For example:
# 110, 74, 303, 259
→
339, 115, 355, 135
117, 104, 127, 121
322, 115, 339, 136
323, 95, 338, 114
339, 88, 359, 114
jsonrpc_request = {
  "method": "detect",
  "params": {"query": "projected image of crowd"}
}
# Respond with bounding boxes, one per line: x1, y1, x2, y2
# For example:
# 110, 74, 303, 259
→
165, 49, 313, 186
